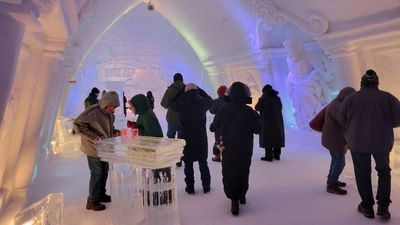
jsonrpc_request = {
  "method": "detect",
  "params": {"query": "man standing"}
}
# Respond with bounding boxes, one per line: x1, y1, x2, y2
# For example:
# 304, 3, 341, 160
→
161, 73, 185, 166
74, 91, 121, 211
340, 69, 400, 220
84, 87, 100, 109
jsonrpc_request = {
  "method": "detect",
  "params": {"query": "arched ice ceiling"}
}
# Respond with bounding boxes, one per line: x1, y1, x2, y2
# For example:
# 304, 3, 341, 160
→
69, 0, 400, 78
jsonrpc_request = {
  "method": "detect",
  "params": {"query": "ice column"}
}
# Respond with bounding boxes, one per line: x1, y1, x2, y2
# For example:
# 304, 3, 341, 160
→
97, 136, 185, 225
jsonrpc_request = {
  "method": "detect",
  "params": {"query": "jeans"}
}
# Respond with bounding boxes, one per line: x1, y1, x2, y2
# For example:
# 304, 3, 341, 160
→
87, 156, 109, 203
184, 160, 211, 188
167, 123, 182, 139
351, 151, 391, 207
327, 150, 345, 185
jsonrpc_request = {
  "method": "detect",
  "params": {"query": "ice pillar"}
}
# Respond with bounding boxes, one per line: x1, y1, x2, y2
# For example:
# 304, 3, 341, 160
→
323, 42, 361, 89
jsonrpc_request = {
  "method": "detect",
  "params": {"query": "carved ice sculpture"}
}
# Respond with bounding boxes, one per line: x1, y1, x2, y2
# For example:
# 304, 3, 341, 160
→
51, 117, 80, 155
14, 193, 64, 225
283, 38, 334, 129
96, 136, 185, 225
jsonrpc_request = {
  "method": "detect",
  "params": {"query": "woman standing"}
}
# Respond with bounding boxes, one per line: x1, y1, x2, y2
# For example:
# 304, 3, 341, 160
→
322, 87, 355, 195
169, 84, 213, 195
212, 82, 260, 216
255, 84, 285, 161
129, 94, 163, 137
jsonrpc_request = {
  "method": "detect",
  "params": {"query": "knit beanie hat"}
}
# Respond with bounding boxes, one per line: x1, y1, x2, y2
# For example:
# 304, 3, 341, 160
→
173, 73, 183, 82
99, 91, 120, 109
262, 84, 272, 93
361, 69, 379, 87
91, 87, 100, 94
184, 83, 198, 92
217, 85, 227, 96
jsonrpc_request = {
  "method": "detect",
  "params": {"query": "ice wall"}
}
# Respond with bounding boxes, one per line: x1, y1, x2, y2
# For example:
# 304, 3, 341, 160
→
64, 3, 212, 125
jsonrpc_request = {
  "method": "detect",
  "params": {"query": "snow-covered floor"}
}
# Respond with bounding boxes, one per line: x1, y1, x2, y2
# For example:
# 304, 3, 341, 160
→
26, 129, 400, 225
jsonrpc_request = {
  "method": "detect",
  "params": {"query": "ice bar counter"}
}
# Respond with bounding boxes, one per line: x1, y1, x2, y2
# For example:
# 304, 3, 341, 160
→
96, 136, 185, 225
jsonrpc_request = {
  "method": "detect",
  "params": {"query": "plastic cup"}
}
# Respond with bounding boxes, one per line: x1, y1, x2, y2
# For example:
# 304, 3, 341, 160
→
131, 128, 139, 137
121, 128, 129, 137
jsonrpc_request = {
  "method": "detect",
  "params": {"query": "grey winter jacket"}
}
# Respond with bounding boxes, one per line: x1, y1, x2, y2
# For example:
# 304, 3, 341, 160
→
339, 87, 400, 154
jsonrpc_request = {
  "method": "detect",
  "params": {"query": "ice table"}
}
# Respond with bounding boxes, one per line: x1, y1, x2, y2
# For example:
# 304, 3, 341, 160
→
96, 136, 185, 225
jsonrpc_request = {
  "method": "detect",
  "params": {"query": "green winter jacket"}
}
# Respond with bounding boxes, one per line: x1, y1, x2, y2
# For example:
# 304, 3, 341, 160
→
130, 94, 163, 137
84, 93, 99, 109
160, 81, 185, 125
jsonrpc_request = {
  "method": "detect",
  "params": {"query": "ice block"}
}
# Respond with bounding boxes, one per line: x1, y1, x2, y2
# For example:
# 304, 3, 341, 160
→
96, 136, 185, 169
14, 193, 64, 225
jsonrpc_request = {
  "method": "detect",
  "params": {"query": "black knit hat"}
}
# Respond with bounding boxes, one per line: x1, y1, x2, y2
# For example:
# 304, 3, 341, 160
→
262, 84, 272, 93
91, 87, 100, 94
361, 69, 379, 87
173, 73, 183, 82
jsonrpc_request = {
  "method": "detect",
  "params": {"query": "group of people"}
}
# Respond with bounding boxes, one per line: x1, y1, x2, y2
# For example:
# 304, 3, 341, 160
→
73, 69, 400, 220
73, 73, 285, 216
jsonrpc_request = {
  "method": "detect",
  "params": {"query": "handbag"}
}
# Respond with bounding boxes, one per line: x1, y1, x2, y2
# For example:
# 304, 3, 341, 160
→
309, 106, 327, 132
214, 110, 239, 152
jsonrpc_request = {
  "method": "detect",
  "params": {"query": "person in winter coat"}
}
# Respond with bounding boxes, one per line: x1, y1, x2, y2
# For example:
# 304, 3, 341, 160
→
255, 84, 285, 161
169, 83, 213, 195
209, 85, 227, 162
161, 73, 185, 167
340, 69, 400, 220
129, 94, 163, 137
74, 91, 120, 211
146, 91, 155, 110
212, 82, 261, 216
129, 93, 172, 204
321, 87, 355, 195
84, 87, 100, 109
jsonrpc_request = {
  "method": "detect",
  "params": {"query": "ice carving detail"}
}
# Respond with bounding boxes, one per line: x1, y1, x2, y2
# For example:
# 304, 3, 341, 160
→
283, 38, 334, 130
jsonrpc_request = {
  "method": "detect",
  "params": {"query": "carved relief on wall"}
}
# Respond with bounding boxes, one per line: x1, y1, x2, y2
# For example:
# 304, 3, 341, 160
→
253, 0, 285, 31
283, 38, 336, 129
249, 0, 329, 49
252, 0, 329, 35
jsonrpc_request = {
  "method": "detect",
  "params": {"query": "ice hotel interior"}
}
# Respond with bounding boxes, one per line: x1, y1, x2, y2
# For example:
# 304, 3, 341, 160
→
1, 0, 400, 224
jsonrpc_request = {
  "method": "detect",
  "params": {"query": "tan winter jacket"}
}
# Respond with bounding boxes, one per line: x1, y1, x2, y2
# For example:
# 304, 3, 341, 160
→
74, 91, 120, 157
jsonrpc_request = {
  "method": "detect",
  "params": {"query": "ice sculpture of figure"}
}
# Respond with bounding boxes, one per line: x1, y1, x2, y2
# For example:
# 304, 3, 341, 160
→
283, 38, 329, 129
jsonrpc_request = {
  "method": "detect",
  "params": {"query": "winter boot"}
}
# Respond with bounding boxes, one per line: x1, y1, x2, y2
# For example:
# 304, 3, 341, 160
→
240, 196, 246, 205
273, 148, 281, 160
261, 148, 273, 161
185, 185, 195, 195
231, 200, 239, 216
336, 180, 346, 187
203, 186, 211, 193
326, 184, 347, 195
86, 201, 106, 211
377, 205, 391, 220
99, 194, 111, 203
357, 203, 375, 219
